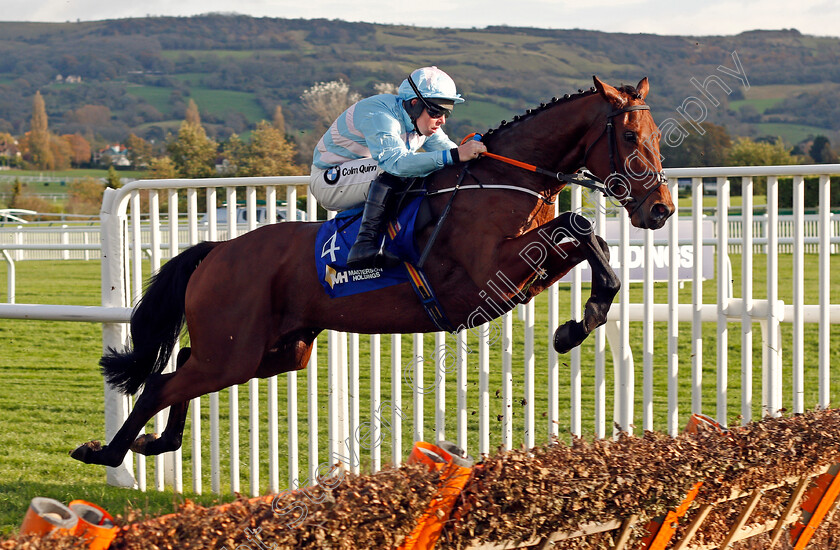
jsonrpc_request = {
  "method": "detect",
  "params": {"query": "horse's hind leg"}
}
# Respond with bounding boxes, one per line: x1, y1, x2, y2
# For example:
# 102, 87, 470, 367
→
130, 347, 192, 456
130, 401, 189, 455
72, 347, 247, 467
553, 215, 620, 353
71, 370, 178, 467
256, 329, 320, 378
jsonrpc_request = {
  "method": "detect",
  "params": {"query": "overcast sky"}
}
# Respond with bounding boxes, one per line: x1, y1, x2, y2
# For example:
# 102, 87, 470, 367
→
2, 0, 838, 38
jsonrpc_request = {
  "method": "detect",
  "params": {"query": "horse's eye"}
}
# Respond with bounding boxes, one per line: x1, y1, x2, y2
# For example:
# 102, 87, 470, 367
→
624, 131, 637, 143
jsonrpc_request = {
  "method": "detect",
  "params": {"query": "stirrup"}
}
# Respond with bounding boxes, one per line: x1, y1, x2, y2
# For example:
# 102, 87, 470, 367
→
372, 244, 402, 269
347, 237, 401, 270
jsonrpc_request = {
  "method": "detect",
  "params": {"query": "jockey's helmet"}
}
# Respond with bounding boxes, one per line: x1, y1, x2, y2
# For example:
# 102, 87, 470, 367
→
399, 67, 464, 121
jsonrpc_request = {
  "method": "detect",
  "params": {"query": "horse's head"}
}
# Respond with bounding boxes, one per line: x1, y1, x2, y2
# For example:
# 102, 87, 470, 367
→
583, 76, 674, 229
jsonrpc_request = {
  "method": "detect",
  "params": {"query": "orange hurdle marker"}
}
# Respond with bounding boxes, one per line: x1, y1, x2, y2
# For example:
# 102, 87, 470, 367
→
19, 497, 79, 537
69, 500, 119, 550
398, 441, 474, 550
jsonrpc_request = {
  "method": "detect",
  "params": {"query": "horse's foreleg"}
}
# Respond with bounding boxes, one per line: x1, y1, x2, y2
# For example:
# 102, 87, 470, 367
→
553, 231, 620, 353
480, 211, 619, 352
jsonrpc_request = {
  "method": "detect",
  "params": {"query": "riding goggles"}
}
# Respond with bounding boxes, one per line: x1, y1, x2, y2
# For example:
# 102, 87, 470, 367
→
425, 101, 452, 119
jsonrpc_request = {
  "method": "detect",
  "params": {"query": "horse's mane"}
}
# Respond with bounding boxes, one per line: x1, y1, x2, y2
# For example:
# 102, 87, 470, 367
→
482, 82, 642, 138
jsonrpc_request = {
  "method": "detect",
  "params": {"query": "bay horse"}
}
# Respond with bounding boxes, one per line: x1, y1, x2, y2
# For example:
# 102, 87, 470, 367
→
72, 76, 674, 467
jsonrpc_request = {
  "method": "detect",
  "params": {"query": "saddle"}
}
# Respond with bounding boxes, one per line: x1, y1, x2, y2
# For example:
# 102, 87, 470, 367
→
314, 194, 430, 298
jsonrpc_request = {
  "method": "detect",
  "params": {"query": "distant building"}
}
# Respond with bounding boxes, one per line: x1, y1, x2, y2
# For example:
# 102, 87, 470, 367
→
215, 158, 236, 175
0, 137, 20, 168
54, 74, 83, 84
95, 144, 131, 167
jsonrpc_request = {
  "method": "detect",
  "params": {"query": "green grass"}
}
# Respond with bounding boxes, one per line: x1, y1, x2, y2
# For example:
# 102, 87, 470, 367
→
125, 85, 267, 124
677, 194, 767, 211
124, 85, 173, 116
729, 98, 784, 114
0, 252, 838, 535
0, 261, 230, 535
456, 97, 519, 130
134, 120, 182, 133
188, 88, 267, 124
159, 50, 292, 61
753, 122, 828, 143
738, 83, 829, 100
0, 169, 147, 179
0, 169, 148, 205
167, 73, 212, 85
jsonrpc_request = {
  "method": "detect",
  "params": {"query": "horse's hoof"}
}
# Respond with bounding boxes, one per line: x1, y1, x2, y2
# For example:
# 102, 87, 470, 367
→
554, 320, 585, 354
130, 433, 160, 454
70, 440, 102, 463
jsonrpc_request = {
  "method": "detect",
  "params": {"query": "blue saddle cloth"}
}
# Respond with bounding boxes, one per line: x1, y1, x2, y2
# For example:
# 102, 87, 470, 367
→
315, 197, 423, 298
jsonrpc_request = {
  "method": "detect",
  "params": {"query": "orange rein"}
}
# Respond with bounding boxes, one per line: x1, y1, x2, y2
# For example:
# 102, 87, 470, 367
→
460, 132, 567, 191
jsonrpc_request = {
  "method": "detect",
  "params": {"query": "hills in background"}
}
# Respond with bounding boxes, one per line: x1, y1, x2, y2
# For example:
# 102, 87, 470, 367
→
0, 14, 838, 157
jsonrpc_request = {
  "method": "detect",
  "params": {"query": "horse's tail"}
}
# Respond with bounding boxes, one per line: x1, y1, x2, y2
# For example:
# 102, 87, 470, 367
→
100, 241, 219, 395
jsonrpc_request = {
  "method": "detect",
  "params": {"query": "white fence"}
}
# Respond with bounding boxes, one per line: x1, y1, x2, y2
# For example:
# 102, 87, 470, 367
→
0, 165, 838, 496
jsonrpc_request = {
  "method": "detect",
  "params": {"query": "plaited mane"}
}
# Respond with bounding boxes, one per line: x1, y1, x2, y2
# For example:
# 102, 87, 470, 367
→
483, 87, 597, 137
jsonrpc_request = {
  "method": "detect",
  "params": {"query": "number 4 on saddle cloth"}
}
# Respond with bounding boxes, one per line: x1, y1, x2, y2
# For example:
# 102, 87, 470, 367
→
315, 196, 454, 332
314, 195, 419, 292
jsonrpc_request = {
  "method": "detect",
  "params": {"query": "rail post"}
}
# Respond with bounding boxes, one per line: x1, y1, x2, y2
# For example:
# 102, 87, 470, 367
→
99, 187, 136, 488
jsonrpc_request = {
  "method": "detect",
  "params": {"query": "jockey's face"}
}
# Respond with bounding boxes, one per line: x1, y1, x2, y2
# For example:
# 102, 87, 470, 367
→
412, 99, 447, 137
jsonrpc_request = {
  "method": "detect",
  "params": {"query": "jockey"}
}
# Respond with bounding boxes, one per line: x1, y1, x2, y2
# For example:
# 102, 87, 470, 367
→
310, 66, 486, 269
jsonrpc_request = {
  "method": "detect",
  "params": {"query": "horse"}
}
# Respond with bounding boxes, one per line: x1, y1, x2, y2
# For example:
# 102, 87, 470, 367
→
71, 76, 674, 467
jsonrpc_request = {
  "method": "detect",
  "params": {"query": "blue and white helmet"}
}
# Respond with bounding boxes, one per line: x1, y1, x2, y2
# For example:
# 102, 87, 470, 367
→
397, 66, 465, 104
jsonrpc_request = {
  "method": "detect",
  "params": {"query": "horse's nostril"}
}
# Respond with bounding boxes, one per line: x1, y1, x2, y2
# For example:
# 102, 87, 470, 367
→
651, 203, 672, 222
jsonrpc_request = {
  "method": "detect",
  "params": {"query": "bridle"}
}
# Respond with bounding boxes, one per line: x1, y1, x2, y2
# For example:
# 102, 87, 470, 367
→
433, 103, 668, 219
416, 101, 668, 268
580, 104, 668, 218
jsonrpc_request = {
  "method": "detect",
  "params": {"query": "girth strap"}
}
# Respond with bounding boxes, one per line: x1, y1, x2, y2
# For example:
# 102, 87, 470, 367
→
386, 220, 456, 333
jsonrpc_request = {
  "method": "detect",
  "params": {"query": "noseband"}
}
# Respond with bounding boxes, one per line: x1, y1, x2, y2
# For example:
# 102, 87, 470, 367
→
580, 104, 667, 218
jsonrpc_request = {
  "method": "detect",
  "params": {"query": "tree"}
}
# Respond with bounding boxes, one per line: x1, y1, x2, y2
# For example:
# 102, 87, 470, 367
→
66, 177, 105, 215
28, 91, 54, 170
0, 132, 22, 167
69, 105, 111, 127
167, 121, 217, 178
809, 135, 837, 164
374, 82, 398, 95
728, 137, 798, 167
62, 134, 91, 167
272, 105, 286, 136
148, 156, 179, 179
125, 133, 153, 168
738, 104, 761, 123
300, 80, 361, 130
0, 132, 20, 168
7, 189, 55, 216
661, 123, 731, 168
728, 137, 800, 195
0, 132, 15, 150
49, 134, 73, 170
8, 179, 23, 209
185, 98, 201, 127
106, 165, 122, 189
225, 121, 301, 177
222, 133, 245, 172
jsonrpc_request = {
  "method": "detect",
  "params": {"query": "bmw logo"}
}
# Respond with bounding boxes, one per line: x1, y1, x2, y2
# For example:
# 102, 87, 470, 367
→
324, 167, 340, 185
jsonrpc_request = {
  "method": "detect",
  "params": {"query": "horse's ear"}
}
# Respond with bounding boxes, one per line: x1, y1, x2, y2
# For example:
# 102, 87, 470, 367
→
636, 77, 650, 99
592, 75, 626, 107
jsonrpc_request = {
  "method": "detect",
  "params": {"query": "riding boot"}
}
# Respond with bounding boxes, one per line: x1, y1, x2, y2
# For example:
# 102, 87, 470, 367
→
346, 175, 402, 270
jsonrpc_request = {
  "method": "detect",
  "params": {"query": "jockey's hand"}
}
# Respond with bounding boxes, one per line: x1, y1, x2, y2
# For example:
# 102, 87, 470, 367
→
457, 139, 487, 161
